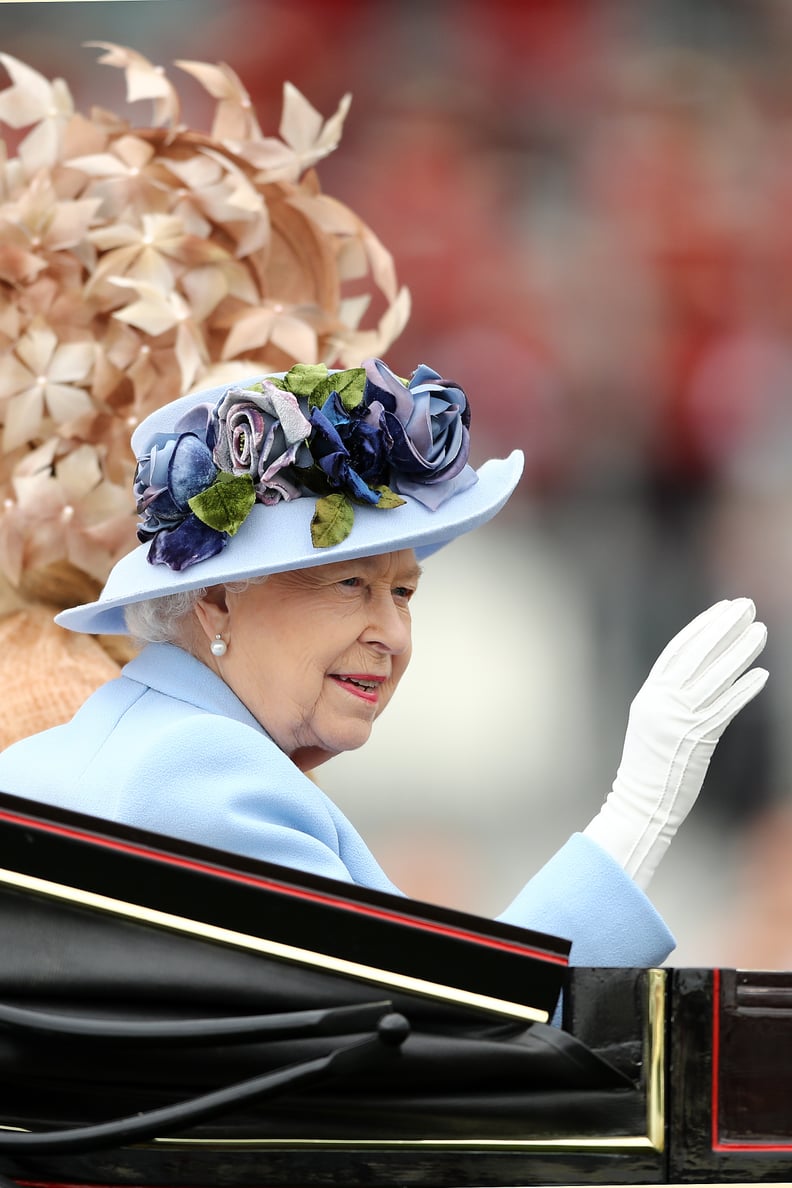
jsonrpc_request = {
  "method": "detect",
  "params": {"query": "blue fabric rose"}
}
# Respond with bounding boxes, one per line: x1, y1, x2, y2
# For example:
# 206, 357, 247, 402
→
362, 358, 477, 509
308, 391, 389, 505
135, 431, 226, 570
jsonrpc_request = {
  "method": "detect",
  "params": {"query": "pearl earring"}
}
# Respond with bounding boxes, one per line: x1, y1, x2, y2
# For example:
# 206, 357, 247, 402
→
210, 634, 227, 657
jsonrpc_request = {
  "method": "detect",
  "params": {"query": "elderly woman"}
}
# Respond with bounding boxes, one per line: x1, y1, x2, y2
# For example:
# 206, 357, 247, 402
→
0, 358, 768, 968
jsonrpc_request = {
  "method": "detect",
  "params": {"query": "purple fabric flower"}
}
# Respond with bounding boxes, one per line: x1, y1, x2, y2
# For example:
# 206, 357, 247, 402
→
362, 358, 475, 509
308, 392, 387, 505
209, 382, 311, 505
146, 512, 227, 570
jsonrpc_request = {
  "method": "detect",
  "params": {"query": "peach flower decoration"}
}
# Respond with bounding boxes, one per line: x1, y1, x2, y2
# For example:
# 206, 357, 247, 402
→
0, 42, 410, 593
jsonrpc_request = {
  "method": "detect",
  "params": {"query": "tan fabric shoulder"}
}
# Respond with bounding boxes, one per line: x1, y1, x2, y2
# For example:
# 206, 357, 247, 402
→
0, 609, 124, 750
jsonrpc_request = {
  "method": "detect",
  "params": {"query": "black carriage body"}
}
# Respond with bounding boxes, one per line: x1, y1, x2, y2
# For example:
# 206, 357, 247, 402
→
0, 791, 790, 1186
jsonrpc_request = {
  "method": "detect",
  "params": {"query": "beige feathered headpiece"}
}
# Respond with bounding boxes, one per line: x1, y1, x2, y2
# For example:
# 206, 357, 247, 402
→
0, 43, 410, 744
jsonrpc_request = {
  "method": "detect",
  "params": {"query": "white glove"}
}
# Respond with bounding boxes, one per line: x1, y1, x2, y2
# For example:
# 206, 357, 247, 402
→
583, 598, 768, 890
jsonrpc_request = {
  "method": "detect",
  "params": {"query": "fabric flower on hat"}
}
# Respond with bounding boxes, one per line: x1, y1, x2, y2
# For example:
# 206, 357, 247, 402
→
210, 382, 311, 504
0, 43, 410, 600
134, 431, 231, 571
362, 358, 476, 508
133, 359, 478, 568
308, 392, 389, 506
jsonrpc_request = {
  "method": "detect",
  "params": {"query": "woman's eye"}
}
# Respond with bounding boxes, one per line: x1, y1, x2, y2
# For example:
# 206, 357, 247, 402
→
393, 586, 415, 602
339, 577, 362, 589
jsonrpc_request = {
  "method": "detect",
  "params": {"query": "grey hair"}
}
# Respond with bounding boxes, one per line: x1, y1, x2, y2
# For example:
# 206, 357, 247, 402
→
124, 589, 207, 645
123, 577, 268, 646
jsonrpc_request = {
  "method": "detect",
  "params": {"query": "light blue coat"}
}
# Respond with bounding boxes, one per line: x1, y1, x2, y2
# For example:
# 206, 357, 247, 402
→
0, 643, 674, 968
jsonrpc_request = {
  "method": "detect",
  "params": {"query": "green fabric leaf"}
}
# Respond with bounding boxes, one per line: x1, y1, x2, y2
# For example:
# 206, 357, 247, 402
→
311, 493, 355, 548
373, 485, 406, 509
283, 363, 329, 398
255, 375, 286, 391
309, 368, 366, 411
188, 472, 256, 535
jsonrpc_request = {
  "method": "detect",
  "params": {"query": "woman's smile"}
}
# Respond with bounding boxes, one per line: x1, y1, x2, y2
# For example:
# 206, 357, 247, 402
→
329, 673, 387, 704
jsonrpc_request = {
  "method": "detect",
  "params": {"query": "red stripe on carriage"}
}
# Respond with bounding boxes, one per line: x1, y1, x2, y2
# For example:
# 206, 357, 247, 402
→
711, 966, 792, 1151
0, 808, 568, 966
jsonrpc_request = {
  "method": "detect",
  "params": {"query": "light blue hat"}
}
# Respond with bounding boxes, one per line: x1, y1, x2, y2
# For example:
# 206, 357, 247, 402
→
56, 360, 525, 635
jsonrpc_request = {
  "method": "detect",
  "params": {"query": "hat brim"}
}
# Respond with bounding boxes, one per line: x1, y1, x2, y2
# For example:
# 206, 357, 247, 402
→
56, 450, 525, 635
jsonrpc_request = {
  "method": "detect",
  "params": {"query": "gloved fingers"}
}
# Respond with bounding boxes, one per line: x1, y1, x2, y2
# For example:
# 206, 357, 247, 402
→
686, 618, 768, 709
649, 598, 755, 684
699, 664, 769, 737
649, 601, 730, 680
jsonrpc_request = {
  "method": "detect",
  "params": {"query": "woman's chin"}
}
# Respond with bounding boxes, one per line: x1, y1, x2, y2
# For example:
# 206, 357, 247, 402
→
290, 729, 372, 772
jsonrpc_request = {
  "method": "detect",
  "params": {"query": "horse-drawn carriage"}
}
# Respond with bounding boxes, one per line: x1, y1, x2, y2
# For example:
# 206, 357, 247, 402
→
0, 790, 789, 1186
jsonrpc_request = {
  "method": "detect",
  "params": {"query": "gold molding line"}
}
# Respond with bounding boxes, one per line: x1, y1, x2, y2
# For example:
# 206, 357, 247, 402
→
0, 866, 548, 1024
646, 967, 667, 1152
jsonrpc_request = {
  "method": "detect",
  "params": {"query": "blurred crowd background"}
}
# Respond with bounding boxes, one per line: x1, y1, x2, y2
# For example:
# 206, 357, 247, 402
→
5, 0, 792, 965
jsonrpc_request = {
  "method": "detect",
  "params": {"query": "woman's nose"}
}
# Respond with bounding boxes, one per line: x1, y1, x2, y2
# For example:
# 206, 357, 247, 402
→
361, 595, 411, 654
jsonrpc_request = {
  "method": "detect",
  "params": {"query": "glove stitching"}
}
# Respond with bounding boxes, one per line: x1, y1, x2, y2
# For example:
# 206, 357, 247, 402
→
624, 732, 692, 879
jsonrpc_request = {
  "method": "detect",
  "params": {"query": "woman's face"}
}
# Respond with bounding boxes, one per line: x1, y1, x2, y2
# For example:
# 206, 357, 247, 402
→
200, 549, 421, 771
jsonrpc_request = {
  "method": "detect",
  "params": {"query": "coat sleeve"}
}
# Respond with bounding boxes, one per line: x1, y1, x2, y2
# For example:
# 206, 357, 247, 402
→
496, 832, 675, 967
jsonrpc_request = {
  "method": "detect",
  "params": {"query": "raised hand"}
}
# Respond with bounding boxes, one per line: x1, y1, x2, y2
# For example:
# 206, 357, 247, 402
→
583, 598, 768, 889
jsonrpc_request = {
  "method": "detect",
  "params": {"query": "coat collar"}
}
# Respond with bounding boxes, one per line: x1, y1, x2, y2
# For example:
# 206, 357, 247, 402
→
122, 643, 267, 734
